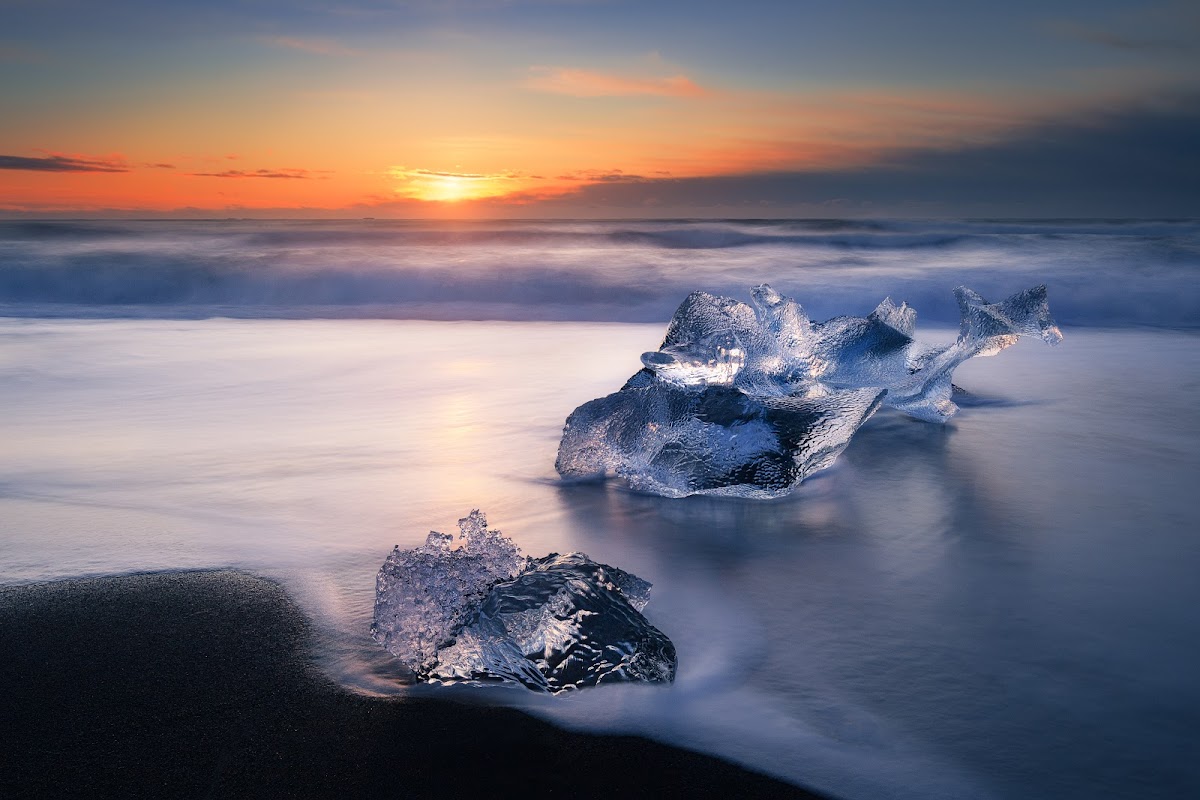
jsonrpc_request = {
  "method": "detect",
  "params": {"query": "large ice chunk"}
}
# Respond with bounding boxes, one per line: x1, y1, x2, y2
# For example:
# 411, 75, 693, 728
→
557, 284, 1061, 497
371, 512, 675, 693
557, 383, 884, 498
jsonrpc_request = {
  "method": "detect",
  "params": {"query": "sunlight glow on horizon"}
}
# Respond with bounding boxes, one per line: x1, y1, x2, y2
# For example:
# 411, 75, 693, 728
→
389, 167, 539, 204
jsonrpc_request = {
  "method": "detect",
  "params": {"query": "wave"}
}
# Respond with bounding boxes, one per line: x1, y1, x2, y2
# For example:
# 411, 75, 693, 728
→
1, 219, 1197, 327
13, 217, 1196, 249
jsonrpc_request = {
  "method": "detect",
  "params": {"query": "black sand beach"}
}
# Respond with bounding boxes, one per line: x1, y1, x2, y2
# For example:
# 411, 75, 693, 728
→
0, 570, 825, 799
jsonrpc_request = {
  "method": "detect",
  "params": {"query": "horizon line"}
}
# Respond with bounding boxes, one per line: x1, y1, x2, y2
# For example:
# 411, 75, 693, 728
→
2, 215, 1197, 223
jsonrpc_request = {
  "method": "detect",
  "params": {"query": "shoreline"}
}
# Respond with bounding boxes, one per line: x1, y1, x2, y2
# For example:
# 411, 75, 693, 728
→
0, 569, 827, 799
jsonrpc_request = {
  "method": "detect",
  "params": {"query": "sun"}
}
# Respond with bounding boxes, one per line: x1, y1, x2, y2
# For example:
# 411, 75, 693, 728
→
390, 166, 520, 204
420, 173, 475, 203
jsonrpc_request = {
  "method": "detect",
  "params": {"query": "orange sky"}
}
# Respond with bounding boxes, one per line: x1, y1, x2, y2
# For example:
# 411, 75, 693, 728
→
0, 81, 1147, 215
2, 1, 1197, 216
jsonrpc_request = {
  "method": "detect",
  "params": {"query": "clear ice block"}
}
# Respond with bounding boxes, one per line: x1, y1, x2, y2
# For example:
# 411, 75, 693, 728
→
556, 284, 1061, 496
371, 512, 675, 693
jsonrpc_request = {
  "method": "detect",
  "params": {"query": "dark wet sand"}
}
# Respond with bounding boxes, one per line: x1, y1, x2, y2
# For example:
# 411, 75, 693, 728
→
0, 570, 826, 799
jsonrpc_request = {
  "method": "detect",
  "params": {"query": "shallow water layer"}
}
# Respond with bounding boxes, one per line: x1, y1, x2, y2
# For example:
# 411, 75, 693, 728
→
1, 318, 1198, 799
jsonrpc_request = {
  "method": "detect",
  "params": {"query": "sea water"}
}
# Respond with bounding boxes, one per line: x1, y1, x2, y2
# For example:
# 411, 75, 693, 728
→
1, 219, 1197, 799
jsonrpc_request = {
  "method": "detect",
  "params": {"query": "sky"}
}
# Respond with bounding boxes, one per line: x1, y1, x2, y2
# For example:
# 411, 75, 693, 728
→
1, 0, 1198, 218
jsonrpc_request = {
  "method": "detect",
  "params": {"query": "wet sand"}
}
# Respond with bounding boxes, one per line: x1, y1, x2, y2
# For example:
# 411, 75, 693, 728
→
0, 570, 826, 799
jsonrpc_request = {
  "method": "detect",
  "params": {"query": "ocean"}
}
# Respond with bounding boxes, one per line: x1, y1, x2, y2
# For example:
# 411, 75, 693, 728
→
1, 218, 1198, 798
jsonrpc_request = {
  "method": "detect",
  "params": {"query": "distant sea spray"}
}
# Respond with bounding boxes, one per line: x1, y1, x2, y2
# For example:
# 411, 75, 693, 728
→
1, 218, 1196, 328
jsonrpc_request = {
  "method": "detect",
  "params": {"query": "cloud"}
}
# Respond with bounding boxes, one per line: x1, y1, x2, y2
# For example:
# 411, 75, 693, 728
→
525, 92, 1200, 217
556, 169, 649, 183
1048, 20, 1197, 54
189, 168, 319, 179
396, 168, 515, 180
524, 67, 709, 98
260, 36, 361, 57
0, 154, 130, 173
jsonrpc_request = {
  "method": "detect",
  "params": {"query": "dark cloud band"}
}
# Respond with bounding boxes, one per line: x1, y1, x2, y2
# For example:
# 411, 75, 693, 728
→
0, 155, 129, 173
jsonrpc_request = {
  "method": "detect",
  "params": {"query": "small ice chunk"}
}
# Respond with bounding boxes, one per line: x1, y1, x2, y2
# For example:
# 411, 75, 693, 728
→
861, 284, 1063, 422
557, 283, 1061, 497
955, 284, 1063, 351
372, 513, 675, 693
371, 510, 525, 674
429, 553, 675, 692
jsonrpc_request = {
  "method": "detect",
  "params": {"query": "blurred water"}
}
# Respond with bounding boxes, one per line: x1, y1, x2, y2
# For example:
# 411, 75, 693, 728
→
1, 317, 1197, 799
1, 218, 1198, 328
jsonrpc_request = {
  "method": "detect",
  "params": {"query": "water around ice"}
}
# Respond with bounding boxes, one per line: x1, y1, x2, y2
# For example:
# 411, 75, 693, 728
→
2, 317, 1197, 798
1, 219, 1198, 798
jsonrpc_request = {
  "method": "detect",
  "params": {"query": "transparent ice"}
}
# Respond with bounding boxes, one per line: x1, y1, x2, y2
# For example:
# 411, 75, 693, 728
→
371, 510, 525, 674
557, 284, 1061, 498
371, 512, 675, 693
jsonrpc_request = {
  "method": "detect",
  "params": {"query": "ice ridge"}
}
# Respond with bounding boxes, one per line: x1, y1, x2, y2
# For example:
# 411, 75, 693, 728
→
556, 284, 1061, 498
371, 511, 676, 692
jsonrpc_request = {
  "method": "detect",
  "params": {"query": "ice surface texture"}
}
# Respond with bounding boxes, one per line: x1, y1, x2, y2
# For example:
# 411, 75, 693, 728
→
557, 284, 1061, 498
371, 511, 675, 693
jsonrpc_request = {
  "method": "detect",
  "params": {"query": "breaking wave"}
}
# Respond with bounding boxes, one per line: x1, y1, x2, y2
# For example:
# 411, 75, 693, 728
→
1, 218, 1197, 327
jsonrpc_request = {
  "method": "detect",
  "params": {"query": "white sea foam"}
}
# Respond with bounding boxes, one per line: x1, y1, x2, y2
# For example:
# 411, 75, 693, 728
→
0, 218, 1197, 328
